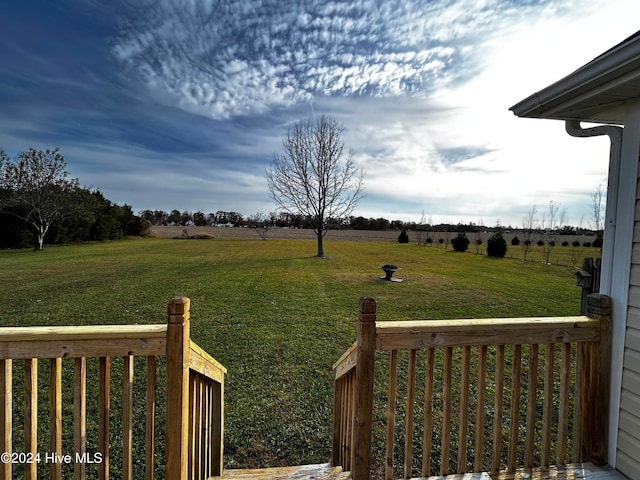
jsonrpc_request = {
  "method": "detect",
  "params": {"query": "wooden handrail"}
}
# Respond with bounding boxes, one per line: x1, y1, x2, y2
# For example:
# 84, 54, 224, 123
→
0, 324, 168, 360
0, 297, 226, 480
332, 294, 612, 480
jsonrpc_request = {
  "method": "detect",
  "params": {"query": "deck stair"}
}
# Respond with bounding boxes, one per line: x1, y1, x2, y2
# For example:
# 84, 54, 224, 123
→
211, 463, 351, 480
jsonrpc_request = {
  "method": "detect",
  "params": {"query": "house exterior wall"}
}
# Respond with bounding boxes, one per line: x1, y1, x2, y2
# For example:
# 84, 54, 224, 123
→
617, 100, 640, 478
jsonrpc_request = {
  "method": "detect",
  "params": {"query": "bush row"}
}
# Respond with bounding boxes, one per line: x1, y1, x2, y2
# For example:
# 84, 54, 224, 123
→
401, 231, 603, 258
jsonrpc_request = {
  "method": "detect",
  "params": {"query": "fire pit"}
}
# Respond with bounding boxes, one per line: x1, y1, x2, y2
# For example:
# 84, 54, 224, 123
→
379, 264, 403, 282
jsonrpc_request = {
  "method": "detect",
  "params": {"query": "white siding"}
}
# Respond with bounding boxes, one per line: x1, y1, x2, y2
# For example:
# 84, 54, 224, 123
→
619, 160, 640, 478
615, 101, 640, 478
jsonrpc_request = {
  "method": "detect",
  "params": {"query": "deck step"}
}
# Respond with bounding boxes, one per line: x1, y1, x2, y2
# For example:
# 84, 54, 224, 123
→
211, 463, 350, 480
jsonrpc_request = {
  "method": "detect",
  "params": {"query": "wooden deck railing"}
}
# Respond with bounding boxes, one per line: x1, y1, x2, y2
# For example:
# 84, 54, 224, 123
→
332, 294, 611, 480
0, 296, 226, 480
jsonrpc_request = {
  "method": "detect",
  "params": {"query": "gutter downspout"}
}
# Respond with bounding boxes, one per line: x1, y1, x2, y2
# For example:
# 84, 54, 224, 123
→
565, 120, 623, 469
565, 120, 622, 294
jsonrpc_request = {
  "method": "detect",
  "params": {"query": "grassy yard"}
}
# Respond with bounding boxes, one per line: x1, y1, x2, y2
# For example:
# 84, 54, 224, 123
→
0, 237, 588, 470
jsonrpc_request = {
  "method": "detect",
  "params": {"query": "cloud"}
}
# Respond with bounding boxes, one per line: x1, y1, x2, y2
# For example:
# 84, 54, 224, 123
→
113, 0, 566, 120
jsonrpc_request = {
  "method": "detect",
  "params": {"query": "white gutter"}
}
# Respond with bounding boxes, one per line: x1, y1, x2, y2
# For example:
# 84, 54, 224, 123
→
565, 120, 622, 295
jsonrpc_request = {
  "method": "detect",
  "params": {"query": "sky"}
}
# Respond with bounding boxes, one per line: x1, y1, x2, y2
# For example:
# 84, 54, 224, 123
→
1, 0, 638, 228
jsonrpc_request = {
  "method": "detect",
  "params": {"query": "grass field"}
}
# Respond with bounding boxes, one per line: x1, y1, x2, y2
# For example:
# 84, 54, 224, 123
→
0, 235, 595, 470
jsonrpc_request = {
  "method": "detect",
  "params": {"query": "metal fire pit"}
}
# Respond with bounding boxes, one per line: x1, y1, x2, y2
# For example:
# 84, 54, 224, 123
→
379, 264, 403, 282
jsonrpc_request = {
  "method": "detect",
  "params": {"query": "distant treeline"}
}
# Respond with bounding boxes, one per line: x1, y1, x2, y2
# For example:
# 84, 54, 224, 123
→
139, 209, 601, 236
0, 189, 148, 249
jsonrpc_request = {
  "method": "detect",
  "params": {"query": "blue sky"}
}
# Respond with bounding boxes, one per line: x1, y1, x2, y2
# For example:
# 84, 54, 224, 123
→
1, 0, 638, 227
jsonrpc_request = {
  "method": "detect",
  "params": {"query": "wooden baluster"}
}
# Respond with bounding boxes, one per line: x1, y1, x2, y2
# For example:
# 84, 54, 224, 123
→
458, 346, 471, 474
24, 358, 37, 480
404, 349, 417, 479
75, 357, 87, 480
474, 346, 487, 472
492, 345, 505, 473
525, 344, 539, 467
347, 377, 352, 469
50, 358, 63, 480
557, 342, 571, 465
213, 374, 224, 477
440, 347, 453, 476
123, 356, 134, 480
541, 344, 554, 466
99, 356, 111, 480
507, 344, 522, 471
385, 350, 398, 480
0, 359, 12, 480
146, 356, 156, 480
573, 344, 584, 463
422, 348, 434, 478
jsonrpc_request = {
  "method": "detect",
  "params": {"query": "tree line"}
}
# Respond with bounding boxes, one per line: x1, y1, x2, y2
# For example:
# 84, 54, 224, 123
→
0, 148, 148, 250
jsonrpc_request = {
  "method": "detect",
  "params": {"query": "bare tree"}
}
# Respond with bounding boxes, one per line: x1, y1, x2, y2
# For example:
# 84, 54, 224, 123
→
415, 210, 429, 246
541, 200, 567, 264
0, 148, 79, 250
247, 212, 271, 240
473, 218, 484, 254
267, 115, 364, 257
592, 178, 606, 237
522, 206, 538, 262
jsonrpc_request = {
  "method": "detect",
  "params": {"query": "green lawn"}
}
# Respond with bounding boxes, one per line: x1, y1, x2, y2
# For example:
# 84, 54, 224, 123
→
0, 237, 587, 469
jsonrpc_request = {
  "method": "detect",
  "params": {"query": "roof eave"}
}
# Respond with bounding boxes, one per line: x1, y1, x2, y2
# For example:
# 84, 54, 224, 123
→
510, 32, 640, 121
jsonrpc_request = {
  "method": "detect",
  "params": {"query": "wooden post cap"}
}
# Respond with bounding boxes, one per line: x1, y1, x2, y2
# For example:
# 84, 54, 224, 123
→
359, 297, 376, 312
167, 297, 190, 318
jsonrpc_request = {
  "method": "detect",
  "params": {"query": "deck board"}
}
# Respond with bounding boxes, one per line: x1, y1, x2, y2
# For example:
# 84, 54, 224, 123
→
209, 463, 626, 480
210, 462, 350, 480
411, 463, 628, 480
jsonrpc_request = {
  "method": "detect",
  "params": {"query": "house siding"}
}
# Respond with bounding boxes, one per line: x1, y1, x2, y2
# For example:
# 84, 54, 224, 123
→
619, 172, 640, 477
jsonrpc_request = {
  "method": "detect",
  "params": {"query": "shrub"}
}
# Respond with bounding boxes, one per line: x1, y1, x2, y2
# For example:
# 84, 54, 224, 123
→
487, 232, 507, 258
537, 240, 544, 246
451, 232, 470, 252
593, 237, 603, 248
572, 240, 581, 248
426, 237, 433, 244
562, 241, 569, 247
398, 228, 409, 244
583, 241, 592, 248
511, 236, 520, 246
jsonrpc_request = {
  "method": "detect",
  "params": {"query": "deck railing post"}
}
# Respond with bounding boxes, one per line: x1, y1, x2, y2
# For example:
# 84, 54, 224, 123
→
578, 293, 612, 465
353, 297, 376, 480
165, 296, 191, 480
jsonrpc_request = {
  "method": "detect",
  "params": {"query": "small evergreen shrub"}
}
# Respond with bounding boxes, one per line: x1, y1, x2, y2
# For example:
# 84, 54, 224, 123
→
511, 236, 520, 246
572, 240, 581, 247
398, 228, 409, 243
426, 237, 433, 244
593, 237, 603, 248
487, 232, 507, 258
451, 232, 470, 252
562, 241, 569, 247
583, 241, 592, 247
537, 240, 544, 246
